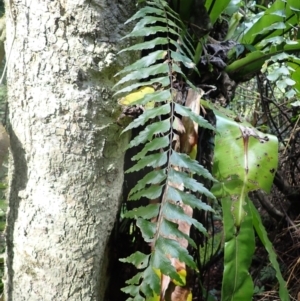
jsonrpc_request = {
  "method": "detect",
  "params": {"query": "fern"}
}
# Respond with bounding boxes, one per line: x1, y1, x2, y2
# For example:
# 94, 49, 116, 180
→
114, 0, 216, 300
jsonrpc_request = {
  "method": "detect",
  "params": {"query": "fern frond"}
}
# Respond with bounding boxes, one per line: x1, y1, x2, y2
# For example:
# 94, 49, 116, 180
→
115, 0, 216, 299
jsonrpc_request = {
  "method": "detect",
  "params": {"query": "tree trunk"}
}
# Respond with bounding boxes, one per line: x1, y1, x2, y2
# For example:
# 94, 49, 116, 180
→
4, 1, 135, 300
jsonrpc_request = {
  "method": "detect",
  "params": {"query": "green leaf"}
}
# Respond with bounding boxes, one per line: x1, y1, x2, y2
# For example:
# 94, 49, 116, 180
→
132, 295, 145, 301
170, 51, 196, 69
205, 0, 232, 25
121, 285, 140, 296
136, 218, 156, 243
170, 151, 216, 182
129, 169, 166, 196
212, 106, 278, 193
132, 15, 182, 32
129, 185, 163, 201
125, 6, 165, 24
124, 104, 170, 131
174, 103, 215, 131
160, 219, 196, 248
167, 186, 214, 212
124, 25, 180, 39
239, 0, 300, 47
119, 37, 170, 53
126, 152, 168, 173
168, 169, 216, 199
124, 204, 160, 219
116, 63, 170, 85
120, 251, 150, 269
115, 76, 170, 95
249, 201, 290, 301
132, 136, 170, 161
226, 42, 300, 81
116, 50, 167, 75
126, 272, 143, 285
120, 91, 171, 118
156, 237, 196, 269
151, 249, 182, 284
163, 202, 207, 235
140, 266, 161, 297
267, 66, 290, 81
260, 21, 286, 34
221, 196, 255, 301
128, 119, 170, 148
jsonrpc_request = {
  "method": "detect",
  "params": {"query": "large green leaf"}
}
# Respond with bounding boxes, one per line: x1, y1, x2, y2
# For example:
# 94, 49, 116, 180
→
212, 105, 278, 194
205, 0, 232, 25
221, 196, 255, 301
226, 42, 300, 81
249, 202, 290, 301
239, 0, 300, 47
210, 104, 277, 227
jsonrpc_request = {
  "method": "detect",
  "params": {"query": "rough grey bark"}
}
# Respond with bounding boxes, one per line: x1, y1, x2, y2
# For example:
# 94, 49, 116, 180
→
4, 0, 136, 300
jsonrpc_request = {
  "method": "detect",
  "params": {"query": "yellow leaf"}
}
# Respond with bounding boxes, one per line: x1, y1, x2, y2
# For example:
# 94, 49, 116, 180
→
172, 268, 187, 286
118, 86, 155, 106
